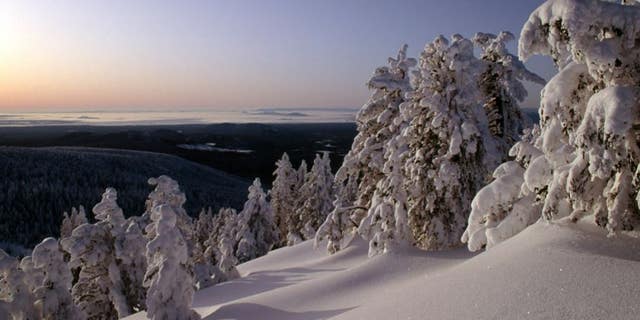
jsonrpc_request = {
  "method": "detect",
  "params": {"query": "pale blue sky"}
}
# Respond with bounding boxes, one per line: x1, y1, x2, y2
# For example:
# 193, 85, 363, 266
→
0, 0, 554, 112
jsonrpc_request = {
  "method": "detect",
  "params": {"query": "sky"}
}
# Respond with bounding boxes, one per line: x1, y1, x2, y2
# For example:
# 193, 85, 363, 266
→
0, 0, 556, 113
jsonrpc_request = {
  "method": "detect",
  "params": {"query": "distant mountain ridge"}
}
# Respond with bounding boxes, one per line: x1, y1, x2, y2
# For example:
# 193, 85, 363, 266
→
0, 146, 249, 247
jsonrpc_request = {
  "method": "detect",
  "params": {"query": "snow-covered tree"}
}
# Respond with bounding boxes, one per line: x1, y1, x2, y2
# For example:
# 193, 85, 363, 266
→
316, 45, 416, 253
144, 204, 200, 320
118, 219, 147, 311
61, 222, 125, 319
144, 176, 198, 277
60, 206, 89, 239
19, 256, 44, 293
32, 238, 84, 320
0, 249, 37, 320
270, 153, 298, 246
193, 207, 222, 289
235, 178, 278, 262
356, 123, 412, 256
205, 207, 236, 256
144, 176, 196, 246
398, 35, 489, 251
463, 0, 640, 251
195, 207, 214, 247
473, 31, 546, 154
286, 160, 308, 245
204, 207, 240, 282
296, 153, 335, 240
218, 234, 240, 281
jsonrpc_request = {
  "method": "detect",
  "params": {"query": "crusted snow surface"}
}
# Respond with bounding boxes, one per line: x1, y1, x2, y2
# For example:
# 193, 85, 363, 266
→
125, 220, 640, 320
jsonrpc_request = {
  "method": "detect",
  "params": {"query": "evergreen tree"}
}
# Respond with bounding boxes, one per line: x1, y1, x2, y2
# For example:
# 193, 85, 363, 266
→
270, 153, 298, 246
235, 179, 278, 262
316, 45, 415, 253
0, 249, 37, 320
61, 222, 124, 319
144, 204, 200, 320
316, 45, 416, 253
32, 238, 84, 320
286, 160, 308, 245
464, 0, 640, 250
297, 153, 335, 240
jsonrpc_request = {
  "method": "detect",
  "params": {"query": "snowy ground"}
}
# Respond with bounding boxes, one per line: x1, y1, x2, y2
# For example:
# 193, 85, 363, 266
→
126, 220, 640, 320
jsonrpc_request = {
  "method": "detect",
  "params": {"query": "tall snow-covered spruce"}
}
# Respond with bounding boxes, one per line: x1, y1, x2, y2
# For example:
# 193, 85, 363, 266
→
296, 152, 335, 241
319, 33, 540, 255
286, 160, 308, 245
270, 153, 298, 246
235, 178, 279, 262
316, 45, 416, 253
144, 204, 200, 320
463, 0, 640, 251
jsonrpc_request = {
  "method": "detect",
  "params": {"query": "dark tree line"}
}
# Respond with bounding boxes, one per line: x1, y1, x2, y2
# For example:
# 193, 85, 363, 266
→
0, 146, 249, 247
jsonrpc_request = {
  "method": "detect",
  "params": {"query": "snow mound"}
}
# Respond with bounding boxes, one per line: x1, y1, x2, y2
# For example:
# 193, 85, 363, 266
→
125, 221, 640, 319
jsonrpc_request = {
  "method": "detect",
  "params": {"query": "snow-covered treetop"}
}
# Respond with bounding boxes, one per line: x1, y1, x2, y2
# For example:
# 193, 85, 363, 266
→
474, 31, 546, 99
246, 178, 267, 204
366, 44, 417, 93
520, 0, 640, 84
93, 187, 126, 227
147, 175, 187, 209
32, 237, 59, 266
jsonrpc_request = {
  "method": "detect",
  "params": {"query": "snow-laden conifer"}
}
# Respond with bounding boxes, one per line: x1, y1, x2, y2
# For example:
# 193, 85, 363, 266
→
286, 160, 308, 245
463, 0, 640, 251
61, 222, 124, 319
60, 206, 89, 239
297, 153, 335, 240
473, 31, 546, 154
0, 249, 37, 320
235, 179, 278, 262
32, 238, 84, 320
316, 46, 416, 253
144, 204, 200, 320
270, 153, 298, 246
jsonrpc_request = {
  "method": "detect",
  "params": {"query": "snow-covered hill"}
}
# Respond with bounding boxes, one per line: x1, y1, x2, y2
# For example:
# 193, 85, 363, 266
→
0, 146, 249, 247
126, 219, 640, 320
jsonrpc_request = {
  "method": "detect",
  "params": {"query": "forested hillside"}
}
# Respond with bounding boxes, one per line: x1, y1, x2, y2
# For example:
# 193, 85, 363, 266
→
0, 146, 249, 247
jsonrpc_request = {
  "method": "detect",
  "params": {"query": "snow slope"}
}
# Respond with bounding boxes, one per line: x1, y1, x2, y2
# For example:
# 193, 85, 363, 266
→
126, 220, 640, 320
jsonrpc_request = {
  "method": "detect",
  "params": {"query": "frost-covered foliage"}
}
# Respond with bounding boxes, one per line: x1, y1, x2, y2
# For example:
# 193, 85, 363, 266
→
144, 176, 198, 271
61, 223, 125, 319
462, 127, 544, 251
464, 0, 640, 251
270, 153, 299, 246
32, 238, 84, 320
218, 234, 240, 281
473, 31, 546, 151
296, 153, 335, 240
118, 219, 147, 311
195, 207, 215, 247
316, 46, 416, 253
0, 249, 37, 320
399, 35, 494, 250
235, 179, 279, 262
318, 34, 539, 255
205, 208, 240, 281
60, 206, 88, 239
144, 204, 200, 320
286, 160, 308, 245
193, 207, 223, 289
357, 120, 412, 256
205, 207, 236, 256
18, 256, 44, 293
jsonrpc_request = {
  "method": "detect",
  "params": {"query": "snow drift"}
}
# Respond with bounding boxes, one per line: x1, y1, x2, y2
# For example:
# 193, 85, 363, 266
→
125, 220, 640, 320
